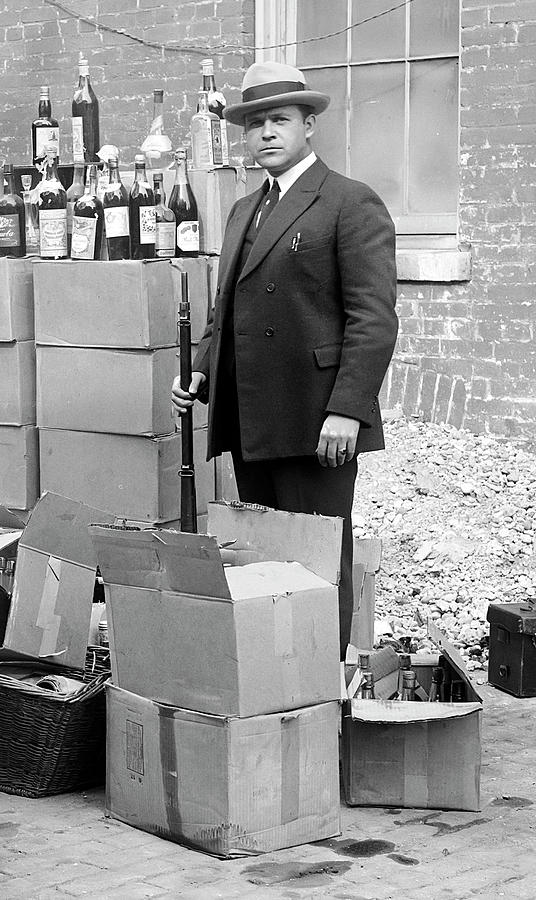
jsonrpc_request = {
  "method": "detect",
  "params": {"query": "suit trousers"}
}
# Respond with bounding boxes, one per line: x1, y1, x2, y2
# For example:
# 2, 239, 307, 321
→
230, 447, 357, 659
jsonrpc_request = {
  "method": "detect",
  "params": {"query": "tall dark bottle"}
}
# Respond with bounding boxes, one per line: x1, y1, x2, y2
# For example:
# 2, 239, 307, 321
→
32, 86, 59, 165
103, 157, 130, 260
71, 165, 104, 260
200, 58, 229, 165
153, 173, 176, 259
169, 148, 199, 258
72, 54, 100, 163
0, 164, 26, 257
129, 154, 156, 260
38, 146, 68, 259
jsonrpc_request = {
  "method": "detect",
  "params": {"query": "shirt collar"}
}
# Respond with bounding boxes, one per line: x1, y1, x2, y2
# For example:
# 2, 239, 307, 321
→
268, 152, 317, 198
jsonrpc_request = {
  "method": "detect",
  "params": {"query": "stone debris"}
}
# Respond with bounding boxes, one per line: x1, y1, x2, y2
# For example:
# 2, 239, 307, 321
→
353, 414, 536, 670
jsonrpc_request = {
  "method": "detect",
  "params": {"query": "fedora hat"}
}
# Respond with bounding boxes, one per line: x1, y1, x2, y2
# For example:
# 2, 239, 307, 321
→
224, 61, 330, 126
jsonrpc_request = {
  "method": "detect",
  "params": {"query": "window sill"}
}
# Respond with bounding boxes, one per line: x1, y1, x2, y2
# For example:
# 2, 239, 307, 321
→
396, 249, 472, 283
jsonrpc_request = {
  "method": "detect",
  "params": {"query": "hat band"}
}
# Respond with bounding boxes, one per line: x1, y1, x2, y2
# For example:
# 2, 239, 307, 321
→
242, 80, 306, 104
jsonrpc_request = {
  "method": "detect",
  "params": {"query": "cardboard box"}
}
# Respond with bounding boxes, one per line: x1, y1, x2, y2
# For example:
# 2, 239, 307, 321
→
0, 492, 113, 669
36, 345, 178, 436
0, 425, 39, 509
39, 427, 212, 522
34, 259, 177, 349
170, 257, 211, 344
342, 624, 482, 812
0, 258, 34, 341
0, 341, 36, 425
350, 538, 381, 651
90, 502, 342, 716
106, 685, 340, 857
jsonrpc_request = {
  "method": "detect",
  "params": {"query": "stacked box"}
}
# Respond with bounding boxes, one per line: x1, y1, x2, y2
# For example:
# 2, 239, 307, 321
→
34, 258, 215, 525
0, 259, 39, 513
91, 502, 343, 857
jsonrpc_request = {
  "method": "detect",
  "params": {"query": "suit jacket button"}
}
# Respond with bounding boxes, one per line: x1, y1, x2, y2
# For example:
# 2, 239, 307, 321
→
265, 326, 275, 337
266, 282, 275, 292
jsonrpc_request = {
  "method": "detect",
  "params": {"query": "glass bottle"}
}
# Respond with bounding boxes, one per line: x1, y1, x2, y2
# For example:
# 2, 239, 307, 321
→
450, 680, 466, 703
71, 164, 104, 260
72, 54, 100, 163
103, 157, 130, 260
21, 174, 40, 254
428, 666, 444, 702
400, 670, 417, 701
360, 672, 375, 700
38, 146, 68, 259
169, 148, 199, 258
32, 86, 59, 165
153, 173, 176, 259
191, 90, 223, 169
200, 58, 229, 165
66, 162, 85, 254
141, 89, 173, 172
0, 164, 25, 257
129, 154, 156, 260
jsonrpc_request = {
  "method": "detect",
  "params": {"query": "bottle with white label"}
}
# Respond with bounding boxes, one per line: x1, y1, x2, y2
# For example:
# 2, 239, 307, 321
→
102, 157, 130, 260
32, 86, 59, 165
129, 154, 156, 260
38, 145, 68, 259
169, 148, 199, 258
200, 58, 229, 165
66, 163, 85, 254
153, 173, 176, 258
0, 164, 25, 258
191, 91, 223, 169
72, 54, 100, 163
71, 164, 104, 260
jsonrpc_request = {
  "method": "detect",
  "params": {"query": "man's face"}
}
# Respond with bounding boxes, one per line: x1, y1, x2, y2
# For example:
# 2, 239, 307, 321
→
244, 105, 316, 176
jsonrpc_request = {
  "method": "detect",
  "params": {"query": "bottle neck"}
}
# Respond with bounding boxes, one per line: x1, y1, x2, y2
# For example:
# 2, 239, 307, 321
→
38, 99, 52, 118
0, 172, 4, 200
72, 164, 85, 187
153, 180, 164, 205
134, 163, 148, 183
86, 165, 98, 195
152, 96, 164, 133
43, 156, 60, 180
202, 73, 217, 93
78, 63, 90, 85
197, 92, 209, 114
174, 157, 188, 185
4, 172, 16, 195
107, 163, 121, 185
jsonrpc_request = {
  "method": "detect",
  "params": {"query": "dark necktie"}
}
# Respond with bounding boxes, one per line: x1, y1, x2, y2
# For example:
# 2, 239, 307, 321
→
255, 180, 280, 233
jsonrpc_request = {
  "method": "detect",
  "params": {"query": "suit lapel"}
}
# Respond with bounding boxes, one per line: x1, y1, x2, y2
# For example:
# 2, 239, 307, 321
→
218, 184, 266, 298
238, 158, 329, 283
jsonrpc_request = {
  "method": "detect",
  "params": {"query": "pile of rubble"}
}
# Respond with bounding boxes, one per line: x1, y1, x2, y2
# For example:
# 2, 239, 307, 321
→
353, 412, 536, 669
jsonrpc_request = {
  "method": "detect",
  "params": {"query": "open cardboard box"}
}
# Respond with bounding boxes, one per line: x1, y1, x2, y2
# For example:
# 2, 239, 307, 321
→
342, 622, 483, 812
0, 492, 113, 669
90, 501, 343, 717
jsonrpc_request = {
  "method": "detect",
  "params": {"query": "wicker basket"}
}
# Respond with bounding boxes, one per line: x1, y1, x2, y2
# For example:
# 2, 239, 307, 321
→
0, 661, 109, 798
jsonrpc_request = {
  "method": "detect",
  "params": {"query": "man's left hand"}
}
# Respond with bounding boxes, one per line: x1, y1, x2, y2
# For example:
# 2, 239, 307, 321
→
316, 414, 360, 468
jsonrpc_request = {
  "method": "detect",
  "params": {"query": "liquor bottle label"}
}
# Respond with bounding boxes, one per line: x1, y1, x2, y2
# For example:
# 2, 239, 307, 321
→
155, 221, 175, 257
104, 206, 129, 238
35, 126, 60, 161
71, 216, 97, 259
220, 119, 229, 166
210, 120, 224, 166
0, 214, 20, 248
177, 220, 199, 253
139, 206, 156, 244
39, 208, 67, 257
72, 117, 84, 163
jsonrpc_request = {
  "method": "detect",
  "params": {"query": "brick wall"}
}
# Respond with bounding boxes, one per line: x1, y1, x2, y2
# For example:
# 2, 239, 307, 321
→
0, 0, 254, 165
383, 0, 536, 440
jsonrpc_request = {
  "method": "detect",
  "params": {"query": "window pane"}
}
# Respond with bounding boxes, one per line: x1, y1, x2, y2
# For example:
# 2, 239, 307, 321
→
351, 0, 406, 63
350, 63, 405, 214
305, 67, 347, 175
408, 59, 458, 214
296, 0, 347, 67
410, 0, 459, 57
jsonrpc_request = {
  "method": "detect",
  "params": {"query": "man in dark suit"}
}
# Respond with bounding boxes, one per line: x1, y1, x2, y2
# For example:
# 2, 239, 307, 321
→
172, 61, 398, 657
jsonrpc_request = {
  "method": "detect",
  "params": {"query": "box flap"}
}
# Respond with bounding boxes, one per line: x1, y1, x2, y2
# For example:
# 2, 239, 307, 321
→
0, 507, 27, 529
90, 525, 231, 599
486, 602, 536, 636
0, 531, 22, 554
207, 501, 343, 585
427, 620, 482, 702
224, 560, 332, 601
353, 538, 382, 574
19, 492, 114, 567
348, 698, 482, 723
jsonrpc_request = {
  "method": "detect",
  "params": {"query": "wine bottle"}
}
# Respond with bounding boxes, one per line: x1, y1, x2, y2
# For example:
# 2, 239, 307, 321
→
0, 164, 25, 258
360, 672, 375, 700
38, 146, 68, 259
400, 670, 417, 701
129, 154, 156, 260
72, 54, 100, 163
428, 666, 444, 702
66, 162, 85, 254
191, 91, 223, 169
200, 58, 229, 165
141, 89, 173, 173
169, 148, 199, 258
103, 157, 130, 260
32, 86, 59, 165
153, 173, 176, 259
71, 164, 104, 260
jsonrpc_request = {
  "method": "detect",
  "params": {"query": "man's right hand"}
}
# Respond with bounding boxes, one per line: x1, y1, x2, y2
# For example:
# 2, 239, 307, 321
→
171, 371, 207, 415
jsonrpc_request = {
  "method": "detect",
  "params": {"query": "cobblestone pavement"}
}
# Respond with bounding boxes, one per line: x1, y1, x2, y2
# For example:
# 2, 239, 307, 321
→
1, 680, 535, 900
